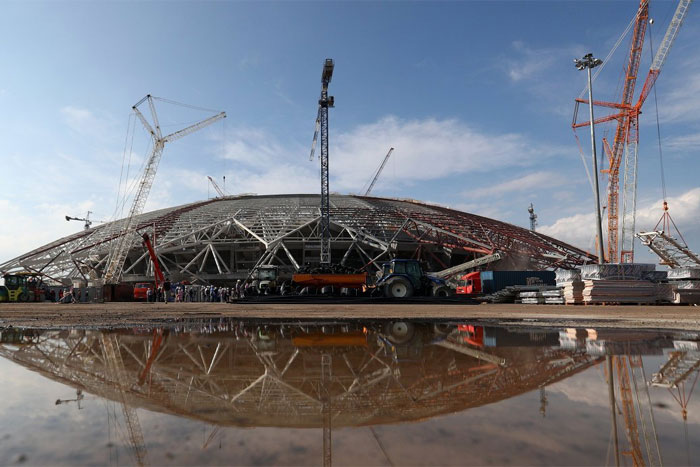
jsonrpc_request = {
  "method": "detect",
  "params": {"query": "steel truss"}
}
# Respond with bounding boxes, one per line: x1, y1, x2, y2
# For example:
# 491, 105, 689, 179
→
0, 323, 599, 429
0, 195, 596, 285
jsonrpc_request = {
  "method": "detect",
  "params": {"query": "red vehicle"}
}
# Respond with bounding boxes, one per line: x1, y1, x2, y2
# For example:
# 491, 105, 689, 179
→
455, 271, 482, 295
132, 233, 164, 302
133, 282, 153, 301
456, 270, 555, 296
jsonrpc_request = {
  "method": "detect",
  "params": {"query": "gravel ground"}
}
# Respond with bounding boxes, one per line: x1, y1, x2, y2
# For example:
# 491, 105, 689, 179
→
1, 301, 699, 331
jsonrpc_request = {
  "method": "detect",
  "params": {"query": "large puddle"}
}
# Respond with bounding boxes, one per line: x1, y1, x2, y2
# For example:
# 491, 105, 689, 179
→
0, 319, 698, 465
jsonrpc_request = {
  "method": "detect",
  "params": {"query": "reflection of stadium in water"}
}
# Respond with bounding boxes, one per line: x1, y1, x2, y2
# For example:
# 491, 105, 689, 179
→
0, 321, 605, 429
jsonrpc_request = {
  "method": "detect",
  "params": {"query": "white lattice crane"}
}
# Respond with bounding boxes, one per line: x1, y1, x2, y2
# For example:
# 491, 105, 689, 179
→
103, 95, 226, 284
363, 147, 394, 196
207, 176, 227, 198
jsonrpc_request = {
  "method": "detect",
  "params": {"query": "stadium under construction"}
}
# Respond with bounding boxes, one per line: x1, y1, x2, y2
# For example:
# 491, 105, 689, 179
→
0, 194, 596, 287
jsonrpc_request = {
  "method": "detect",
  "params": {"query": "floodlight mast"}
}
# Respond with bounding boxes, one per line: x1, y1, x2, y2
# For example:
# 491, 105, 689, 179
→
574, 53, 605, 264
309, 59, 335, 265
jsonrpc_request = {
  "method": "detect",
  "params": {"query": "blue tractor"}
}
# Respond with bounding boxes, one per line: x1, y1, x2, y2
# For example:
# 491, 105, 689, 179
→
376, 259, 451, 298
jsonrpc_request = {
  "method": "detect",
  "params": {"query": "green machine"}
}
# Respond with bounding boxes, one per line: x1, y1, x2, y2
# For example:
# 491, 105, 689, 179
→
0, 273, 43, 302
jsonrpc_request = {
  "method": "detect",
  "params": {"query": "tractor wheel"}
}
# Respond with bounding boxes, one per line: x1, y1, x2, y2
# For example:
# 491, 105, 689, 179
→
433, 323, 453, 335
18, 291, 30, 302
384, 277, 414, 298
432, 285, 452, 298
384, 321, 416, 345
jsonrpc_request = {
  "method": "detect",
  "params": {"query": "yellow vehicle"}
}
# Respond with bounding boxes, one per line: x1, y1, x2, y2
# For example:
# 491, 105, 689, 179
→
0, 273, 44, 302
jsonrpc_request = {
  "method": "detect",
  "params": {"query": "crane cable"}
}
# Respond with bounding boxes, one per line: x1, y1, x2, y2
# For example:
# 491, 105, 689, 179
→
572, 1, 649, 196
577, 0, 649, 99
114, 112, 133, 221
152, 96, 222, 114
648, 26, 668, 204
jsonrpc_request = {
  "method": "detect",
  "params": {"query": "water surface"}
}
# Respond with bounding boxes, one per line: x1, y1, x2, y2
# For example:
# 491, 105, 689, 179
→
0, 319, 698, 465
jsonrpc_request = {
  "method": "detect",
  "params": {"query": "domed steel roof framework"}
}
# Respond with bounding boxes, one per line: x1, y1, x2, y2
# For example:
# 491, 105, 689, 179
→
0, 194, 596, 285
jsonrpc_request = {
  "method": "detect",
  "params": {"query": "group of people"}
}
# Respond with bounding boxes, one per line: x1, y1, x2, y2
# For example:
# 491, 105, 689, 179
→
145, 280, 247, 303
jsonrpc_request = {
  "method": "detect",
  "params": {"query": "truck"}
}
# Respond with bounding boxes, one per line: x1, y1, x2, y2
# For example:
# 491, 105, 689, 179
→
456, 270, 555, 296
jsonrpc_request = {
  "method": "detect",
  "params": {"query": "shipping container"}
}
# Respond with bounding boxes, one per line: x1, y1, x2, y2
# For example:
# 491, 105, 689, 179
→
479, 271, 555, 294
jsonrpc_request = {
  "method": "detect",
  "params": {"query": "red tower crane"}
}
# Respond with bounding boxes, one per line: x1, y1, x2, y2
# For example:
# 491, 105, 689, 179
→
572, 0, 692, 263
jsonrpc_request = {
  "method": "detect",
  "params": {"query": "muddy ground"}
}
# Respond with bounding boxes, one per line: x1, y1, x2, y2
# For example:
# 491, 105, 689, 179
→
1, 301, 699, 331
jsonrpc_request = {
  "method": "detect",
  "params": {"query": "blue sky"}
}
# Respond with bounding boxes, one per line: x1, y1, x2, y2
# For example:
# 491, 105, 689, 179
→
1, 0, 699, 264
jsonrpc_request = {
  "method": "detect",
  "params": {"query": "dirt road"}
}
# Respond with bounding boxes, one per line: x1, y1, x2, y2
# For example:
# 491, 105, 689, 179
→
1, 301, 699, 331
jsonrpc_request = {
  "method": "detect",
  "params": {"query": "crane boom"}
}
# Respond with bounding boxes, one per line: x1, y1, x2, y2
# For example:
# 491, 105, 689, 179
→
637, 0, 693, 107
142, 233, 165, 288
620, 0, 692, 263
103, 96, 226, 284
364, 148, 394, 196
207, 176, 226, 197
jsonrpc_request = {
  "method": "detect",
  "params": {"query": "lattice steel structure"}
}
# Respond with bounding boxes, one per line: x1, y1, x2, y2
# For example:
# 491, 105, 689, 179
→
0, 194, 597, 285
0, 322, 600, 429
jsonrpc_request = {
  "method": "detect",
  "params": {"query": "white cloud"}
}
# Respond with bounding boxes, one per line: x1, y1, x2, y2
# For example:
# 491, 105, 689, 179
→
635, 187, 700, 232
502, 40, 583, 83
331, 116, 565, 191
657, 56, 700, 125
0, 199, 95, 264
60, 106, 101, 134
539, 187, 700, 251
467, 171, 572, 199
666, 132, 700, 151
220, 127, 302, 169
215, 116, 565, 197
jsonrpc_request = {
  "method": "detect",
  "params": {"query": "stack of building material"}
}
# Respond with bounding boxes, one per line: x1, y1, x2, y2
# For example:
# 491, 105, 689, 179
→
561, 281, 585, 304
667, 267, 700, 304
555, 268, 581, 284
580, 263, 656, 280
542, 289, 565, 304
517, 287, 563, 304
485, 285, 557, 303
519, 290, 545, 304
581, 280, 657, 304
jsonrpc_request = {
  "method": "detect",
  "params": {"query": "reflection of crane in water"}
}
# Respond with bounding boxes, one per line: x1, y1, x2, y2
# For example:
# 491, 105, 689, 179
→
101, 333, 149, 466
55, 389, 84, 408
651, 343, 700, 465
606, 354, 662, 467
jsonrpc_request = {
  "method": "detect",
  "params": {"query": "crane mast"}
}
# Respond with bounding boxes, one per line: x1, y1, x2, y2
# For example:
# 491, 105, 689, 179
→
103, 95, 225, 284
621, 0, 692, 263
613, 0, 648, 264
572, 0, 691, 263
309, 59, 335, 265
364, 147, 394, 196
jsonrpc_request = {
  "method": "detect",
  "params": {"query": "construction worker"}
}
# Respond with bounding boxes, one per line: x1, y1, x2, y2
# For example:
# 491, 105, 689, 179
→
163, 278, 171, 303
